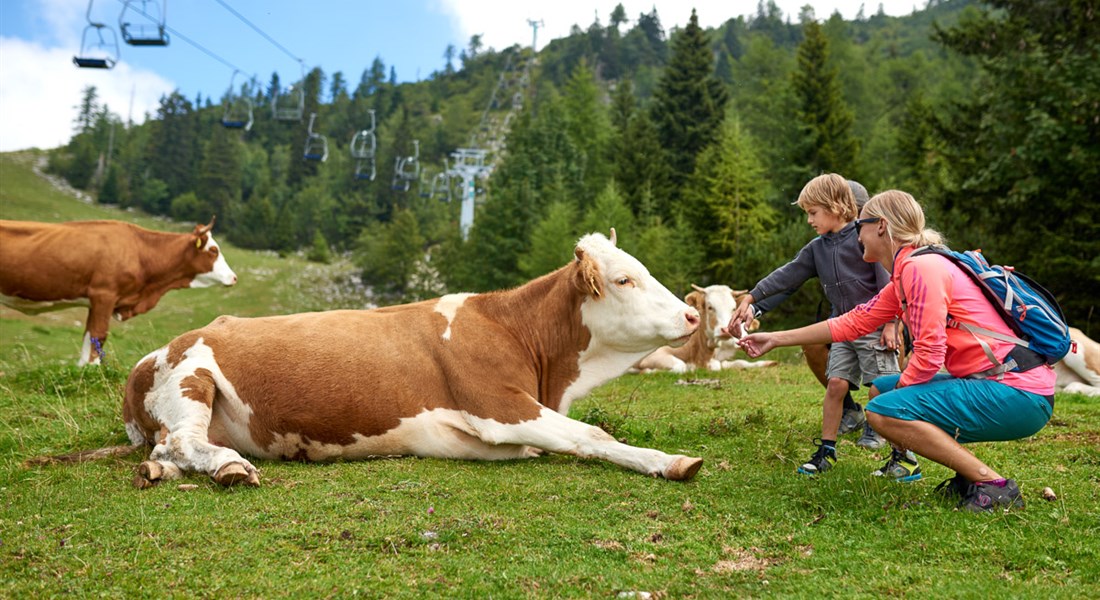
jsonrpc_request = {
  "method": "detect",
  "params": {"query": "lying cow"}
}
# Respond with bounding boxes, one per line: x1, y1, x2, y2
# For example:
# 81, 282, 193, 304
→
119, 231, 702, 488
0, 218, 237, 365
634, 284, 777, 373
1055, 327, 1100, 397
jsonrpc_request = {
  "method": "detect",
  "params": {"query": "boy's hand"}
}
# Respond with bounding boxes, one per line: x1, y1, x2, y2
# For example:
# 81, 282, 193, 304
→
723, 293, 756, 338
738, 332, 776, 358
881, 320, 899, 351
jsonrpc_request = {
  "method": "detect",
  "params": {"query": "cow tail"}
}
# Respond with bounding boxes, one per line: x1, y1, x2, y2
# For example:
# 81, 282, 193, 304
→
23, 444, 144, 467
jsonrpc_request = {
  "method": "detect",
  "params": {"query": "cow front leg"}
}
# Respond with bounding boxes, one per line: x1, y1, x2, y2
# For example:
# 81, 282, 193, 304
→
139, 357, 260, 488
464, 407, 702, 481
80, 297, 116, 366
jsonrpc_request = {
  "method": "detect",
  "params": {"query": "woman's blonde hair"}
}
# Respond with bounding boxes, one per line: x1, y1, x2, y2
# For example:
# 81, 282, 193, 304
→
796, 173, 857, 222
862, 190, 943, 247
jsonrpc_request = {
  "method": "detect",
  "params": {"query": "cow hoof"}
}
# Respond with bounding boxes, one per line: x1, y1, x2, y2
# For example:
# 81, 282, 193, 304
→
133, 461, 164, 489
664, 456, 703, 481
214, 462, 260, 487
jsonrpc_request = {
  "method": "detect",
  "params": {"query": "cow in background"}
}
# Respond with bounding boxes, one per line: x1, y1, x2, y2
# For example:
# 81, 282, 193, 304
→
1055, 327, 1100, 397
0, 218, 237, 365
634, 284, 777, 373
112, 231, 703, 488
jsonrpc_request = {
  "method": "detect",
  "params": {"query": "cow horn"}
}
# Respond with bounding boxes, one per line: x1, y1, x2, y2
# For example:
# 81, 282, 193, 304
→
691, 283, 705, 293
609, 227, 617, 246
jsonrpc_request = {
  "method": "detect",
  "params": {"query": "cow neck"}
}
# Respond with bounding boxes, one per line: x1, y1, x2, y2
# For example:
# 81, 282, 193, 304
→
475, 264, 588, 412
133, 228, 203, 293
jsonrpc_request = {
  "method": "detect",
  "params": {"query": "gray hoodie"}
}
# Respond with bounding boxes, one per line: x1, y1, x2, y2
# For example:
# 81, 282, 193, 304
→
750, 222, 890, 318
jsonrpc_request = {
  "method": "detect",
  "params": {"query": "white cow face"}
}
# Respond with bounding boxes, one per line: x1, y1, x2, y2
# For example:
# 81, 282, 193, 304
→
576, 232, 699, 353
190, 234, 239, 288
695, 284, 741, 344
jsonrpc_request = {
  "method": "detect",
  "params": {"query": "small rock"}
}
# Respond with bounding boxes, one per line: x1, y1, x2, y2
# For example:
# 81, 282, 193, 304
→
1042, 487, 1057, 502
177, 484, 198, 491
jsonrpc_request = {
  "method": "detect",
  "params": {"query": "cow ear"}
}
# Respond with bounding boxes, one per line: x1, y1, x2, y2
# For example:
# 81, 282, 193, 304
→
684, 290, 703, 308
574, 250, 604, 299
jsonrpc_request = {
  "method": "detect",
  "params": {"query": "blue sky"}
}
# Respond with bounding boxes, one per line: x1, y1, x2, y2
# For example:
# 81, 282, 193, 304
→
0, 0, 918, 152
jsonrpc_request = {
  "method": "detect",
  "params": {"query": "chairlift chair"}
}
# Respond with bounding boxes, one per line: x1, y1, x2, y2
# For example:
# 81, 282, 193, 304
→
273, 62, 306, 121
221, 70, 254, 131
73, 0, 119, 69
350, 110, 376, 159
303, 113, 328, 162
391, 140, 420, 192
118, 0, 169, 46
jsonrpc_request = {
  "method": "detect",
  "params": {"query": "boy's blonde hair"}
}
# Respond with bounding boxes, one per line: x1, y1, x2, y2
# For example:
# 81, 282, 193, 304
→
796, 173, 857, 222
862, 189, 944, 247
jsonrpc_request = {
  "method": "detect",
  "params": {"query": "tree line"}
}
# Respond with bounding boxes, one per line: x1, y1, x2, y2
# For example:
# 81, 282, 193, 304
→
48, 1, 1099, 330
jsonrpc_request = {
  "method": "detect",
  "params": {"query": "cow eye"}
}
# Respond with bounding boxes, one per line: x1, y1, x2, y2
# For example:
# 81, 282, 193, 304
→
210, 246, 219, 256
615, 277, 631, 287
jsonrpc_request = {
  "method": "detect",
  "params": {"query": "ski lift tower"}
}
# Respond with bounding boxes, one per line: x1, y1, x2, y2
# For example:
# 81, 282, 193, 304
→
450, 148, 490, 239
527, 18, 543, 50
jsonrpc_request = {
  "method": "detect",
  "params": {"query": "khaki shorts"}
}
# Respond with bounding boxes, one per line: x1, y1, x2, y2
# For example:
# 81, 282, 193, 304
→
825, 329, 900, 389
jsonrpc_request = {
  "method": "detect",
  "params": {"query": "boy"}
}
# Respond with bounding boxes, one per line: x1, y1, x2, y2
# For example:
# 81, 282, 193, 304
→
726, 174, 900, 476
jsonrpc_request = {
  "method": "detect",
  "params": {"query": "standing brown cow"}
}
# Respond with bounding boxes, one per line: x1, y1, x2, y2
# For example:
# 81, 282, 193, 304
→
0, 218, 237, 365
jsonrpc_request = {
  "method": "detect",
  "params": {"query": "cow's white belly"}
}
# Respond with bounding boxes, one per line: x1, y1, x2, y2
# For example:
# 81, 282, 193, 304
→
211, 407, 534, 462
0, 293, 89, 314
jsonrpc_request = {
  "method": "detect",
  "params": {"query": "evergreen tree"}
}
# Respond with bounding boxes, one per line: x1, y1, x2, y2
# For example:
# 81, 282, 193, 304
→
518, 201, 579, 279
197, 126, 243, 225
580, 181, 635, 242
148, 91, 197, 201
649, 9, 730, 214
562, 60, 613, 210
790, 20, 859, 184
926, 0, 1100, 324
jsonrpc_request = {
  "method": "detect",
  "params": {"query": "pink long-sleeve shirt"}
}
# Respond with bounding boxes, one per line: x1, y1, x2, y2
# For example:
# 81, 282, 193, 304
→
827, 246, 1055, 396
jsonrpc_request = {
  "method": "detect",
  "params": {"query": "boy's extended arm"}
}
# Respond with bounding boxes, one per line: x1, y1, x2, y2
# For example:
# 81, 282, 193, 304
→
749, 243, 818, 306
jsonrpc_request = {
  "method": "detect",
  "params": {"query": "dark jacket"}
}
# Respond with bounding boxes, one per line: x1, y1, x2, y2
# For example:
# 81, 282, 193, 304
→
750, 222, 890, 318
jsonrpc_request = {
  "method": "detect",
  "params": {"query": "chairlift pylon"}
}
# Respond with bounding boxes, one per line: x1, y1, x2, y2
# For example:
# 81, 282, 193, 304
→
119, 0, 169, 47
273, 61, 306, 121
73, 0, 119, 69
303, 112, 328, 162
391, 140, 420, 192
350, 110, 377, 181
221, 70, 254, 131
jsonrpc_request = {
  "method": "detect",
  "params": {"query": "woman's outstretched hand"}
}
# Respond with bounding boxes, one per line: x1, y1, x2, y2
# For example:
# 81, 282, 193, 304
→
738, 332, 777, 358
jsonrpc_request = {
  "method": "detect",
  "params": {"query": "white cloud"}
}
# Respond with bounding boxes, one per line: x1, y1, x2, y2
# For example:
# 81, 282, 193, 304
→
0, 36, 176, 152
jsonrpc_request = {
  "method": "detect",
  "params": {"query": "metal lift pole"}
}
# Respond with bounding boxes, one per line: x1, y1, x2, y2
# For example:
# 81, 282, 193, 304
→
450, 148, 490, 239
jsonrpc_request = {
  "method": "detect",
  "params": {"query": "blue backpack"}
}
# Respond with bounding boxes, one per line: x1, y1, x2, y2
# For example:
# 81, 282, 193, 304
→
911, 245, 1072, 377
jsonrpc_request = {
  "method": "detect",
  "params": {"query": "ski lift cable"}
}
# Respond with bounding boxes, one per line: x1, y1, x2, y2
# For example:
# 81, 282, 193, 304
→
212, 0, 303, 64
110, 0, 246, 73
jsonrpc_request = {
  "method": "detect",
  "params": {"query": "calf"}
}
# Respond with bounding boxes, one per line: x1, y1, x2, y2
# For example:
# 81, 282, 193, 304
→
121, 231, 703, 488
634, 285, 776, 373
0, 218, 237, 365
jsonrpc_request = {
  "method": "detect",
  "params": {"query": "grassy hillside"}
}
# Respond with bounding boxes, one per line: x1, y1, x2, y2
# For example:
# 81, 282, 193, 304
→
1, 152, 1098, 597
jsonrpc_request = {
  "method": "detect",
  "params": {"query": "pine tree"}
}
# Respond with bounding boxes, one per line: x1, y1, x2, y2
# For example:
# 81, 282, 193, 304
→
518, 201, 580, 279
790, 21, 859, 183
649, 9, 730, 213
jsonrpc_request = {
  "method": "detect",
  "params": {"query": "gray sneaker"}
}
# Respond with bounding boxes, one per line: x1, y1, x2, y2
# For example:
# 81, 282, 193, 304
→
958, 479, 1025, 512
838, 404, 866, 435
856, 422, 886, 449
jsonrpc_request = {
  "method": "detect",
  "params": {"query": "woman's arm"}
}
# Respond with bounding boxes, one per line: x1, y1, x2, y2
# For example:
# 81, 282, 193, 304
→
738, 321, 832, 358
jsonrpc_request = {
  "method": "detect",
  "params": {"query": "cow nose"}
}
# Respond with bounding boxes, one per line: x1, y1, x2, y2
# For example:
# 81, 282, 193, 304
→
684, 310, 700, 328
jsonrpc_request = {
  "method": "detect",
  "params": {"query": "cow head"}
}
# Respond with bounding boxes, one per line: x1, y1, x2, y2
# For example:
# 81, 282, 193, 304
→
574, 230, 699, 352
188, 217, 238, 288
690, 284, 759, 347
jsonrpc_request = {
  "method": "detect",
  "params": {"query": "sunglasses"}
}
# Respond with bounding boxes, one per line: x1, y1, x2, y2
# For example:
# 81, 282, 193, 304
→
855, 216, 882, 231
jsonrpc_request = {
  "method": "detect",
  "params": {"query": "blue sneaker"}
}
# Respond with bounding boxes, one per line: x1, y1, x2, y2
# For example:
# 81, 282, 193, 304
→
871, 449, 922, 482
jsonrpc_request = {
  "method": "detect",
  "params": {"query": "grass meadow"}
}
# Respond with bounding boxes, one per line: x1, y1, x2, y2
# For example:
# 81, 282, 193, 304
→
2, 151, 1099, 597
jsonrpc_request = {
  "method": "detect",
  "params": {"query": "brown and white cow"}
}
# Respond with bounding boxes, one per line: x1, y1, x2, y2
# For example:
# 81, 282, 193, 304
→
121, 231, 703, 488
1055, 327, 1100, 397
0, 218, 237, 365
634, 284, 776, 373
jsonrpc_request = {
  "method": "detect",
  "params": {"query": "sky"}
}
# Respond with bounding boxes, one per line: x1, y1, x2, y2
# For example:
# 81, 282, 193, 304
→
0, 0, 921, 152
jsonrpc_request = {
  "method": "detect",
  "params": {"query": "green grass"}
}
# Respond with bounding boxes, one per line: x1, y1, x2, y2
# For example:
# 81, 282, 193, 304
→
2, 152, 1100, 597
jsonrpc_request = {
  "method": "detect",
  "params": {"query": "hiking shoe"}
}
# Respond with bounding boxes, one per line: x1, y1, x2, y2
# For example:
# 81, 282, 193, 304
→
934, 472, 972, 500
871, 449, 922, 482
838, 404, 866, 435
856, 422, 886, 449
797, 440, 836, 476
958, 479, 1025, 513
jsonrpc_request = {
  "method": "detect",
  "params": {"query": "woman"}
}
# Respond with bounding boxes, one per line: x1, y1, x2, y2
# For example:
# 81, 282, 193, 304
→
734, 190, 1055, 512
